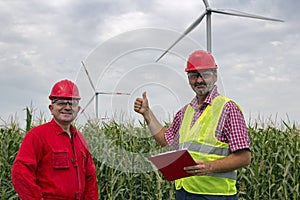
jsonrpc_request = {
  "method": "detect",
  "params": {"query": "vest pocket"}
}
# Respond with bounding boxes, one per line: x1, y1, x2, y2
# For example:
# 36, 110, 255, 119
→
52, 150, 70, 169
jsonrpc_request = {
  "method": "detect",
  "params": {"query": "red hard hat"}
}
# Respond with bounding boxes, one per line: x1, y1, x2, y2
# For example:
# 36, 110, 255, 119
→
49, 79, 81, 100
185, 50, 218, 72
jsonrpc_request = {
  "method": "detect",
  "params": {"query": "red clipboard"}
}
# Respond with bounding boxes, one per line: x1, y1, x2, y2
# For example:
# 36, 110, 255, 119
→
148, 149, 196, 181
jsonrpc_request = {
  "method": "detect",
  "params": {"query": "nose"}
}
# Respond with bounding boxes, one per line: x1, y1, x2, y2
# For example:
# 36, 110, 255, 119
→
196, 75, 204, 81
64, 103, 72, 109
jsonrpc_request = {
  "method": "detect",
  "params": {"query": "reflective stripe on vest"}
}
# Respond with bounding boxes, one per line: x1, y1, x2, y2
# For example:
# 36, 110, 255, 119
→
179, 142, 237, 180
175, 95, 238, 195
179, 142, 230, 156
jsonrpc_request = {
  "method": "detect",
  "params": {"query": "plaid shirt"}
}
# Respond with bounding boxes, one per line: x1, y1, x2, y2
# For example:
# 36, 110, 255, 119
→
165, 86, 251, 152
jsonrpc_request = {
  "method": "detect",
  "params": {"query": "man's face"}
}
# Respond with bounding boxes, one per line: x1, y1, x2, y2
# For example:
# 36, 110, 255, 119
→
187, 69, 217, 96
49, 99, 81, 125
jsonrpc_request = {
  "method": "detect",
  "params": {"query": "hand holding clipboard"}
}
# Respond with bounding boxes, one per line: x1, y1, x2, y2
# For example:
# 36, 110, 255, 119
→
148, 149, 196, 181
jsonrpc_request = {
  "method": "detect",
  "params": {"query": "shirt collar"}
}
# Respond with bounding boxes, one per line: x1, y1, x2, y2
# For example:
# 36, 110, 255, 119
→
50, 119, 77, 136
190, 85, 219, 109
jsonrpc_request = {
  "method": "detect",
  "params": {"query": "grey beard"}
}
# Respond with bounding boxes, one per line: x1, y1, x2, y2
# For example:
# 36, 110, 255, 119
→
194, 83, 214, 95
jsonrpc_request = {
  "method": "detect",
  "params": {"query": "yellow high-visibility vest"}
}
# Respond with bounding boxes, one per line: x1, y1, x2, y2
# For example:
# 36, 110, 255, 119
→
175, 95, 238, 195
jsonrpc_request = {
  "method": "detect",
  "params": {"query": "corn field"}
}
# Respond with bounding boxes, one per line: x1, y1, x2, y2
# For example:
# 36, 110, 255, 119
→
0, 108, 299, 199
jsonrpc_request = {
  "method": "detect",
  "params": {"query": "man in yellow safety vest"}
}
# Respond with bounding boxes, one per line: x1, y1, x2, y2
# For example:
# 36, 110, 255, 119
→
134, 50, 251, 200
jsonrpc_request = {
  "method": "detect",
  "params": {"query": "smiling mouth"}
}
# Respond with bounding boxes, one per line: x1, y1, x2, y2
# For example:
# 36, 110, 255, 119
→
61, 112, 73, 115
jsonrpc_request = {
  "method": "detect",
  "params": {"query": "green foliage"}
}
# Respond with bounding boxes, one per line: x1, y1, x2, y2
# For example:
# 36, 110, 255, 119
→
82, 120, 175, 200
0, 112, 299, 200
0, 123, 24, 199
237, 123, 299, 200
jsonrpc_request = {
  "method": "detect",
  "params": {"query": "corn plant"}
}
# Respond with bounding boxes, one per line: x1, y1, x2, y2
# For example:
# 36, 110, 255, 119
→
237, 122, 299, 200
82, 120, 175, 200
0, 106, 43, 199
0, 107, 299, 200
0, 120, 24, 199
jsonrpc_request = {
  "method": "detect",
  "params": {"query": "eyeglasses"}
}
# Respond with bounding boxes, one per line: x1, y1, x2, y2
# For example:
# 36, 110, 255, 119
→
188, 71, 215, 80
52, 99, 79, 107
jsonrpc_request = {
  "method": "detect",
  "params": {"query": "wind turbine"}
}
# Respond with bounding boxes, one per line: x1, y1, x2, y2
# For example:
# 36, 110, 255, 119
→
156, 0, 283, 62
80, 61, 131, 119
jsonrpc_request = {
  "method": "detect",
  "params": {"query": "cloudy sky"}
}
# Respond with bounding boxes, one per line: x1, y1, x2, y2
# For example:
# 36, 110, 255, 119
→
1, 0, 299, 128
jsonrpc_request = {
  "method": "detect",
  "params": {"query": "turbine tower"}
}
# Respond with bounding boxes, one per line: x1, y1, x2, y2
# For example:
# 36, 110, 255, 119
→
156, 0, 283, 62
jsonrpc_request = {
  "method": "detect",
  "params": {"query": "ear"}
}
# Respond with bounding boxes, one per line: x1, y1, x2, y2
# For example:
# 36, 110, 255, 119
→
49, 104, 53, 113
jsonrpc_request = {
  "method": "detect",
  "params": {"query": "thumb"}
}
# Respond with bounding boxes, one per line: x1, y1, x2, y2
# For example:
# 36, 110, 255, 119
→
142, 91, 147, 100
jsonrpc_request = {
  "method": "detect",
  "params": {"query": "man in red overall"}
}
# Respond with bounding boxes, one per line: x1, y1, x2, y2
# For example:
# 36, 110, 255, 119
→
12, 79, 99, 200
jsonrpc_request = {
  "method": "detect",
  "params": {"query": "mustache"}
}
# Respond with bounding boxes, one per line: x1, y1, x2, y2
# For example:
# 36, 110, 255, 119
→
194, 82, 207, 87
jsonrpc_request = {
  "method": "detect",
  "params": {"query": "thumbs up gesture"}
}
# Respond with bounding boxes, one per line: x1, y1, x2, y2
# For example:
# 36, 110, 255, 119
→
134, 91, 149, 115
133, 92, 166, 146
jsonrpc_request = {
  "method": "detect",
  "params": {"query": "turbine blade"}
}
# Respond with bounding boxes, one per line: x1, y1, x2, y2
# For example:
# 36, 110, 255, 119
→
183, 12, 207, 35
202, 0, 210, 8
79, 95, 95, 116
155, 11, 207, 62
81, 61, 96, 92
113, 92, 131, 95
210, 8, 284, 22
97, 92, 131, 95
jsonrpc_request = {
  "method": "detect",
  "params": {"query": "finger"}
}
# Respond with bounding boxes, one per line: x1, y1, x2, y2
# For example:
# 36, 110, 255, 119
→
184, 167, 196, 173
134, 102, 140, 108
187, 169, 198, 175
142, 91, 147, 100
134, 105, 142, 112
134, 102, 141, 109
134, 98, 143, 110
135, 98, 141, 102
184, 165, 198, 171
134, 107, 140, 112
135, 99, 142, 106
